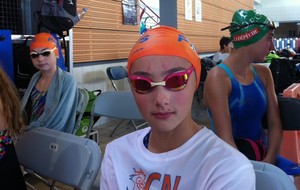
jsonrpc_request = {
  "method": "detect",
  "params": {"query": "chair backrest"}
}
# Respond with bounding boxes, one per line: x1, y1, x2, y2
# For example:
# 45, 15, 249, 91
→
15, 127, 101, 190
251, 160, 297, 190
277, 96, 300, 130
74, 88, 89, 134
106, 66, 128, 91
86, 91, 144, 137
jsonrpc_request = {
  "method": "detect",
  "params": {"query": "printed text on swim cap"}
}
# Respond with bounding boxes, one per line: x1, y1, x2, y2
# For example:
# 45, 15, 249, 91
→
233, 28, 260, 42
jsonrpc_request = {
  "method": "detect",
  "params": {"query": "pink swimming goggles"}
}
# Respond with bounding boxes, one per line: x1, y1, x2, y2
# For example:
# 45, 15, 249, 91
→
128, 66, 194, 94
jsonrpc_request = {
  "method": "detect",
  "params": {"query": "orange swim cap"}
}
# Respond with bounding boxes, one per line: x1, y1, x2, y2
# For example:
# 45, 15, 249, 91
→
127, 26, 201, 88
30, 32, 58, 56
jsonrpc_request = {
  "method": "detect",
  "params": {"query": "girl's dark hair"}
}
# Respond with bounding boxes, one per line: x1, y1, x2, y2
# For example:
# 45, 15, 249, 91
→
219, 36, 232, 51
0, 66, 24, 137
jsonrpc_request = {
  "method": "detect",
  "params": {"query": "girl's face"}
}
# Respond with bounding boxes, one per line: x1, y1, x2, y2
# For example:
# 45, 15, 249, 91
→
30, 47, 57, 72
224, 42, 233, 53
129, 55, 196, 133
251, 30, 275, 62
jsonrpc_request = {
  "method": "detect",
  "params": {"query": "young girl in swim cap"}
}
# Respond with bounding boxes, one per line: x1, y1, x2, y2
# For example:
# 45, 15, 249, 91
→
100, 25, 255, 190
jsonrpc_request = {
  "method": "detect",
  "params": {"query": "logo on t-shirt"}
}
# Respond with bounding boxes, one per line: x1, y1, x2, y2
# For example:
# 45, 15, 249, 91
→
128, 168, 181, 189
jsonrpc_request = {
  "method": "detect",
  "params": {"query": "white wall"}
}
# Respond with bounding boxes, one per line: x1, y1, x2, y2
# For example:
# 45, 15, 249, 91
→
72, 54, 211, 93
73, 61, 131, 92
255, 0, 300, 22
260, 0, 300, 7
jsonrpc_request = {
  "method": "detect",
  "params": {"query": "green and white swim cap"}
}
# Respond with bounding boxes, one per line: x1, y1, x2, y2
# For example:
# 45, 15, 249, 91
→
222, 9, 276, 49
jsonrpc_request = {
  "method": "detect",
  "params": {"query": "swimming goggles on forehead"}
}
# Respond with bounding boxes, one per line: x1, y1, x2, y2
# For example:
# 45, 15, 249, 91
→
221, 21, 276, 33
30, 47, 56, 59
128, 66, 194, 94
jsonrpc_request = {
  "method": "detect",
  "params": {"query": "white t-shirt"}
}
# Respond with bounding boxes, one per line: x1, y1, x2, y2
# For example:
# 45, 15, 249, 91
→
100, 127, 255, 190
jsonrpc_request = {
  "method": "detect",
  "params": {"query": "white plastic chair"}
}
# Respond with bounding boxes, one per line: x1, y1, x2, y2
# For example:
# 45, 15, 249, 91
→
86, 91, 147, 139
106, 66, 129, 91
74, 88, 100, 143
251, 160, 297, 190
15, 127, 101, 190
106, 67, 147, 136
73, 88, 89, 134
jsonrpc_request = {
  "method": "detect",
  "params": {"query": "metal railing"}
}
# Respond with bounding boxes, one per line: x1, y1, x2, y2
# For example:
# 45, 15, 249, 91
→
139, 0, 160, 28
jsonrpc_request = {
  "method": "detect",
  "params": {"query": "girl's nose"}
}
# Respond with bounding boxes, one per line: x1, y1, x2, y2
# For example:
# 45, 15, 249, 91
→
153, 86, 170, 107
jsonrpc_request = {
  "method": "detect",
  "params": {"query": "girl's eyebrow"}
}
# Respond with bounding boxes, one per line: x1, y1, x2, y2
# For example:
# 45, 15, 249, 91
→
131, 66, 187, 76
167, 67, 186, 73
131, 71, 151, 76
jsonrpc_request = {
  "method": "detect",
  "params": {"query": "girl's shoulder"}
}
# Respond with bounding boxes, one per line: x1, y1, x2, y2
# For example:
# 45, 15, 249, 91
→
252, 63, 270, 71
207, 64, 231, 78
252, 64, 272, 78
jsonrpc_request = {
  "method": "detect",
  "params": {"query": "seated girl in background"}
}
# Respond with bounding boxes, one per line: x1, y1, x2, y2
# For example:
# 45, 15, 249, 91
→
204, 9, 300, 186
21, 33, 78, 133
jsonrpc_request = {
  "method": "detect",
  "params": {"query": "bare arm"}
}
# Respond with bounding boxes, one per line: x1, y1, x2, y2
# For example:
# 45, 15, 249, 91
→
204, 67, 237, 149
254, 65, 282, 164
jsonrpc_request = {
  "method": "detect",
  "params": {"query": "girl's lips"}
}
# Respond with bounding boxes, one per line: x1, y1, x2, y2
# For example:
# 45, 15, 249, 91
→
37, 63, 48, 67
152, 112, 173, 119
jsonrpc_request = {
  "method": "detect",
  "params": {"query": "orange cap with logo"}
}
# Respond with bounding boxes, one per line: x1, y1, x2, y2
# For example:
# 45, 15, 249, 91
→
127, 26, 201, 88
30, 32, 58, 56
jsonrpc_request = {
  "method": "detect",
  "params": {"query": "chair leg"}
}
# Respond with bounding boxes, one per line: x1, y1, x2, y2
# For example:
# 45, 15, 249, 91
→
25, 181, 37, 190
89, 130, 99, 144
25, 169, 58, 190
131, 120, 148, 130
110, 120, 127, 137
49, 180, 57, 190
110, 120, 147, 137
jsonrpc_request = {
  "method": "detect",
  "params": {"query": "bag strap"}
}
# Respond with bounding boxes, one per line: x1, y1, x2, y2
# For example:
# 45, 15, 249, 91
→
51, 33, 68, 71
33, 11, 42, 33
92, 89, 102, 96
60, 34, 69, 71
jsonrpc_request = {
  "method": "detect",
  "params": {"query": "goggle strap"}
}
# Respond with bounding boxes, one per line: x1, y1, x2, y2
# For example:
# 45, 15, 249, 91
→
221, 22, 275, 32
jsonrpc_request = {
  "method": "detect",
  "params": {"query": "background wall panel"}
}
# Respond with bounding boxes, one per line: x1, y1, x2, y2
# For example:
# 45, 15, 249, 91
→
177, 0, 253, 53
73, 0, 253, 64
74, 0, 140, 64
